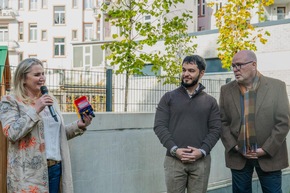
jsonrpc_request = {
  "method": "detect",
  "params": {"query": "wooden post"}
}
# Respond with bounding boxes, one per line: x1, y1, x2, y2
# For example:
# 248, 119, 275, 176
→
0, 48, 11, 193
0, 124, 7, 193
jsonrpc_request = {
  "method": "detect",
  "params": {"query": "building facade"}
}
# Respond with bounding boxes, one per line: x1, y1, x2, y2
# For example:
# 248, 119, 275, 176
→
0, 0, 199, 70
0, 0, 115, 68
2, 0, 289, 69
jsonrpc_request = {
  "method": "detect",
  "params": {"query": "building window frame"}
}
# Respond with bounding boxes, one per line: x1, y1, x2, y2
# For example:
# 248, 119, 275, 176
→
72, 29, 78, 40
19, 0, 24, 10
19, 22, 24, 41
53, 37, 65, 57
72, 0, 77, 8
18, 52, 23, 63
198, 0, 205, 16
28, 54, 37, 58
277, 7, 286, 20
0, 0, 9, 9
54, 6, 66, 25
84, 0, 93, 9
29, 23, 37, 42
30, 0, 37, 11
144, 15, 151, 24
0, 26, 8, 42
42, 0, 47, 9
84, 23, 93, 41
41, 30, 47, 41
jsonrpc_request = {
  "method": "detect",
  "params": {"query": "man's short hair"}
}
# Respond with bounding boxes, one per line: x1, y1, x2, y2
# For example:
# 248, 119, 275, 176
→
182, 55, 206, 71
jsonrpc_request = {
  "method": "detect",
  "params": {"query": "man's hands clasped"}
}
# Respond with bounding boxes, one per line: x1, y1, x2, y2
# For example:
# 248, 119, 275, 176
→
234, 145, 266, 159
175, 146, 203, 163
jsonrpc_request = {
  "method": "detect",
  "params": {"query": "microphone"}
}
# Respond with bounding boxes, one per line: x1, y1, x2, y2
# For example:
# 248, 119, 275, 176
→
40, 86, 58, 122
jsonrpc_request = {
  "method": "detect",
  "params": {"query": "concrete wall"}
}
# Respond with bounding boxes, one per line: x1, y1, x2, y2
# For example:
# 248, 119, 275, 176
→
64, 113, 290, 193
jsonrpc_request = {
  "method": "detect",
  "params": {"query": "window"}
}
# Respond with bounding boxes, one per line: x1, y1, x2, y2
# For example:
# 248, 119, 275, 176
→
84, 0, 92, 9
42, 60, 47, 68
104, 0, 111, 5
72, 30, 78, 40
72, 0, 77, 8
144, 15, 151, 24
29, 54, 37, 58
41, 30, 47, 40
84, 23, 93, 41
198, 0, 205, 16
140, 64, 160, 76
97, 0, 102, 7
84, 46, 91, 69
54, 38, 65, 56
0, 26, 8, 42
205, 58, 228, 73
29, 24, 37, 41
215, 1, 222, 12
73, 47, 83, 67
104, 21, 110, 38
54, 6, 65, 25
92, 45, 103, 66
96, 20, 101, 40
277, 7, 286, 20
0, 0, 8, 9
18, 52, 23, 63
30, 0, 37, 10
19, 22, 23, 41
42, 0, 47, 8
19, 0, 24, 9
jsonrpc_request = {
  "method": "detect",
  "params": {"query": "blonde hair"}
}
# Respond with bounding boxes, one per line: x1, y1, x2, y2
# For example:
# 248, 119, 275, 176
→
12, 58, 43, 104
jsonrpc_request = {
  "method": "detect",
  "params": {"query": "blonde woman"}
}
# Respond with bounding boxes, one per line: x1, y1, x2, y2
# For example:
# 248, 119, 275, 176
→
0, 58, 92, 193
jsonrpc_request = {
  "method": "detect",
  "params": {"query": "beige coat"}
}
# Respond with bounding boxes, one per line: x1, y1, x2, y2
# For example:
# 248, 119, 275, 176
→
0, 95, 85, 193
219, 75, 290, 172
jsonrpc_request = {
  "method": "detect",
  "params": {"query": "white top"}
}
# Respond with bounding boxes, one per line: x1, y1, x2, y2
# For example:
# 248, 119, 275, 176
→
40, 106, 62, 161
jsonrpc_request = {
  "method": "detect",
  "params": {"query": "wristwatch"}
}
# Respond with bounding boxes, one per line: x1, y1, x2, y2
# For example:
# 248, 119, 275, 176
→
170, 146, 178, 157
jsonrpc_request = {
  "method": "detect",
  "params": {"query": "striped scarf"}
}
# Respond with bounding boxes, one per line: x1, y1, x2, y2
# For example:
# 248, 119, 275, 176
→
237, 72, 261, 155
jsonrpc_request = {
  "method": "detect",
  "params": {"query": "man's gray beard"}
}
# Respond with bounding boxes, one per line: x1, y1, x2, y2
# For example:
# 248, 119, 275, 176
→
181, 74, 200, 88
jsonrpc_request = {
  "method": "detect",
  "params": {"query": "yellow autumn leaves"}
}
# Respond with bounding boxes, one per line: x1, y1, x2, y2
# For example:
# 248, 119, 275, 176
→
208, 0, 274, 69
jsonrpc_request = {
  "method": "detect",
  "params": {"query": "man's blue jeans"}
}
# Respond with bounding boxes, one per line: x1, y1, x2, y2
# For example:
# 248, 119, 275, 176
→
48, 162, 62, 193
231, 159, 282, 193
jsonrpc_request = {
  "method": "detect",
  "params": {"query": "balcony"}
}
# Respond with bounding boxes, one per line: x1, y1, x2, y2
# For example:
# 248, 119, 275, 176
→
0, 8, 17, 20
0, 40, 19, 51
263, 2, 290, 22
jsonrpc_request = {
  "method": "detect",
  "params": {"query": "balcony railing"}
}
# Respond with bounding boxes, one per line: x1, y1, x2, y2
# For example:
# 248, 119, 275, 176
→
0, 8, 16, 19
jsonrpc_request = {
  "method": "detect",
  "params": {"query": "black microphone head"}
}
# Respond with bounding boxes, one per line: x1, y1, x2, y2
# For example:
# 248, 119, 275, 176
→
40, 86, 48, 94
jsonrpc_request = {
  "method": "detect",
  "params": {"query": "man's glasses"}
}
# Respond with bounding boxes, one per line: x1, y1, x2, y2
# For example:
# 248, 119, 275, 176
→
231, 61, 253, 70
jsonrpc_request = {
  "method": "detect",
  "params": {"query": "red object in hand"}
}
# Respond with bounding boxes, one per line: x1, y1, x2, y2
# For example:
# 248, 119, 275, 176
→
74, 96, 95, 122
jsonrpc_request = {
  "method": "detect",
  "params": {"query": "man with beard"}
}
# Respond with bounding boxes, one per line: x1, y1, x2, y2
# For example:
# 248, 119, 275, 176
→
154, 55, 221, 193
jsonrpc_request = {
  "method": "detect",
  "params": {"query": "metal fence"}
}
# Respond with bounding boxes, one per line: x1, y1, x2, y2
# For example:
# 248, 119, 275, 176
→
1, 66, 226, 112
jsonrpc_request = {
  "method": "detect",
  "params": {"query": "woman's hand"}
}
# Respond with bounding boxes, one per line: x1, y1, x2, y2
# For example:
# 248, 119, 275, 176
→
77, 114, 93, 130
34, 94, 54, 113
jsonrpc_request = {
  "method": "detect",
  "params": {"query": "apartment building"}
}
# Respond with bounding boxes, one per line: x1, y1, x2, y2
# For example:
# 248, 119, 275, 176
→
0, 0, 113, 69
1, 0, 290, 72
72, 0, 197, 72
0, 0, 196, 71
197, 0, 290, 31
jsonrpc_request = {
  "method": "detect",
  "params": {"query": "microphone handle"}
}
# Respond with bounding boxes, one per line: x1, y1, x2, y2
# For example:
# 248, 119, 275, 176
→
48, 105, 58, 122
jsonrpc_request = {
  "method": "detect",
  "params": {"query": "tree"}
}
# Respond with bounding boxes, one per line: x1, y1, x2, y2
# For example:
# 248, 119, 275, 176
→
208, 0, 274, 69
101, 0, 196, 111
